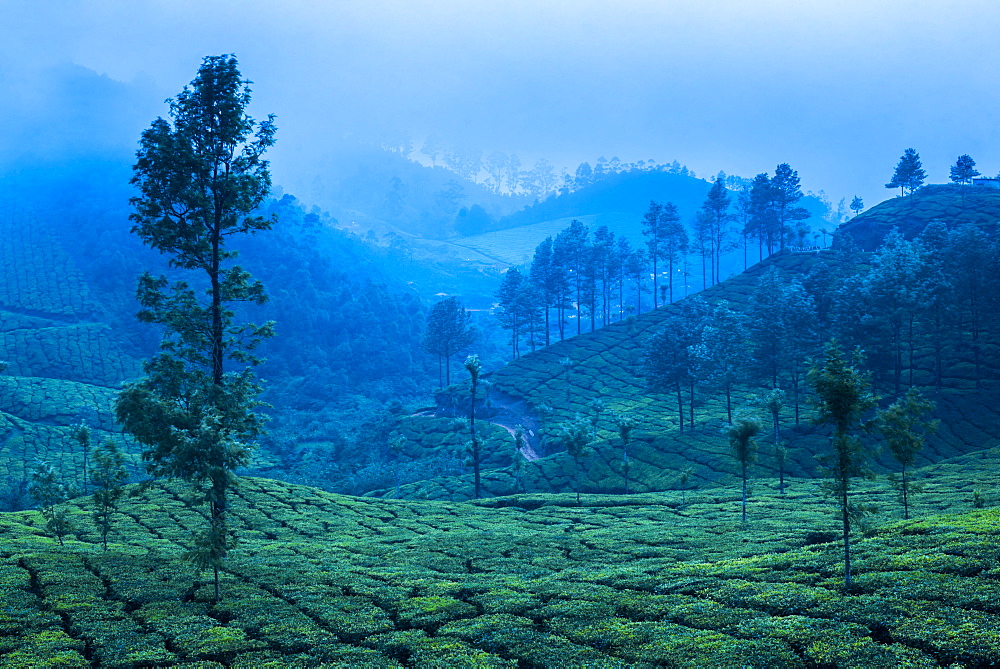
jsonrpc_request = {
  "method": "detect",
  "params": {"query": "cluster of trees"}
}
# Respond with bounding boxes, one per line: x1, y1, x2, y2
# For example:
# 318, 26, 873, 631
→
643, 217, 1000, 431
420, 137, 701, 200
494, 165, 814, 359
884, 149, 984, 199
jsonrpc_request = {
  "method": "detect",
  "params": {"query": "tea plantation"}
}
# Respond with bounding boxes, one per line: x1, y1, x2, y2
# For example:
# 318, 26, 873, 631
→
0, 214, 145, 490
374, 249, 1000, 502
1, 453, 998, 667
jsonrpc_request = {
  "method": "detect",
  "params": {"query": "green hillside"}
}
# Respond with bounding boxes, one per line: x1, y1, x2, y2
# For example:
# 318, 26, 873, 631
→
373, 249, 1000, 502
0, 214, 144, 490
836, 184, 1000, 251
1, 458, 998, 667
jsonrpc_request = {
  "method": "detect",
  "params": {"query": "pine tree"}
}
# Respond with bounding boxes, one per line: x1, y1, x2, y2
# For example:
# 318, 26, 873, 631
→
114, 55, 276, 603
659, 203, 687, 301
886, 148, 926, 198
950, 154, 980, 206
771, 163, 810, 250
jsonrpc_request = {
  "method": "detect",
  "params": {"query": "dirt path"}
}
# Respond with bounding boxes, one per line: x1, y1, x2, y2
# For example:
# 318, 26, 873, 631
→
410, 391, 543, 462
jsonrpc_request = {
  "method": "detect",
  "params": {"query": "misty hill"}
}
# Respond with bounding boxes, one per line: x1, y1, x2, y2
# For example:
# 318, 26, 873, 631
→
369, 248, 1000, 502
836, 183, 1000, 251
497, 168, 830, 232
2, 467, 999, 665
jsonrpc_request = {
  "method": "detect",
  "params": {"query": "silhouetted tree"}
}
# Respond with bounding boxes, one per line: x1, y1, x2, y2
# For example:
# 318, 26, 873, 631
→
423, 296, 475, 386
642, 201, 665, 307
849, 196, 864, 217
886, 148, 926, 198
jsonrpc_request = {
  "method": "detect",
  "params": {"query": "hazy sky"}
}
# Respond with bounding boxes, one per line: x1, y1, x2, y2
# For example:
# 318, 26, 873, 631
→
3, 0, 999, 209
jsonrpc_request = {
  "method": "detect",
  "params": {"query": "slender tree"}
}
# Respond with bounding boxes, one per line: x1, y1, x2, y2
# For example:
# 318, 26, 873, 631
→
877, 388, 938, 519
557, 417, 591, 505
753, 388, 787, 494
771, 163, 810, 250
691, 301, 747, 423
808, 340, 878, 590
698, 177, 734, 285
114, 55, 277, 603
614, 413, 637, 495
90, 438, 128, 550
29, 461, 72, 546
465, 355, 483, 499
423, 296, 475, 386
660, 203, 687, 301
726, 410, 761, 524
73, 423, 91, 494
642, 201, 665, 307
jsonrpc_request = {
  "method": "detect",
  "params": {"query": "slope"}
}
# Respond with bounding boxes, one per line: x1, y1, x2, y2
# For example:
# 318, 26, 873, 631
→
375, 248, 1000, 502
1, 453, 998, 666
0, 213, 144, 491
835, 184, 1000, 251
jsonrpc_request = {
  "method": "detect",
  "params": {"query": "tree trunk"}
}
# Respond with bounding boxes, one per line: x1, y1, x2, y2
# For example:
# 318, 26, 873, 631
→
470, 377, 480, 499
842, 485, 852, 590
677, 383, 684, 434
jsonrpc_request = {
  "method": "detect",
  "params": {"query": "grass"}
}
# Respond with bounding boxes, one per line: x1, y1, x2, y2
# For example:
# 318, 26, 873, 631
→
0, 458, 997, 666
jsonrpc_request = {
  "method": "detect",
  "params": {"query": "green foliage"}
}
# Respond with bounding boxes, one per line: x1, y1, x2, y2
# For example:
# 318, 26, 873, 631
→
808, 340, 879, 589
115, 55, 276, 603
878, 388, 939, 519
726, 409, 761, 523
90, 438, 128, 550
28, 461, 72, 545
0, 475, 999, 664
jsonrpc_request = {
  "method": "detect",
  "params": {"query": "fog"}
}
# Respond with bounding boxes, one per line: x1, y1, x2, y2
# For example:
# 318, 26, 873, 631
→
3, 0, 999, 209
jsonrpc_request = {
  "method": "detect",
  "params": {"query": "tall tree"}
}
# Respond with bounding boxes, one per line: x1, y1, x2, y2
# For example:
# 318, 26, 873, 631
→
659, 203, 687, 301
90, 438, 128, 550
613, 412, 637, 495
691, 301, 747, 423
808, 340, 878, 591
726, 410, 761, 524
886, 148, 926, 198
642, 201, 665, 307
698, 177, 734, 285
557, 417, 591, 505
496, 268, 527, 359
747, 173, 779, 257
771, 163, 810, 250
423, 296, 475, 386
950, 154, 981, 206
876, 388, 938, 520
465, 355, 483, 499
114, 55, 276, 603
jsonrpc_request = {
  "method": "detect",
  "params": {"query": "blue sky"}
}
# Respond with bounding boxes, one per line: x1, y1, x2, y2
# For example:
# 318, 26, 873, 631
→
3, 0, 999, 210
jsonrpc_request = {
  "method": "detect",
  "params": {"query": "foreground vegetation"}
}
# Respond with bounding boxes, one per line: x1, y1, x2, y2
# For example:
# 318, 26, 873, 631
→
1, 450, 998, 667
